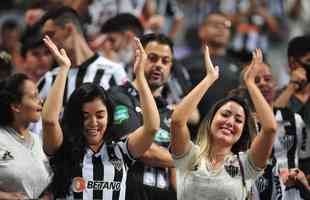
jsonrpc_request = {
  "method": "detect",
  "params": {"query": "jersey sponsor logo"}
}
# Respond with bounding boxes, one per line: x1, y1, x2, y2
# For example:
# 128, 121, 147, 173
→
114, 105, 129, 124
72, 177, 86, 193
72, 177, 121, 192
87, 180, 121, 191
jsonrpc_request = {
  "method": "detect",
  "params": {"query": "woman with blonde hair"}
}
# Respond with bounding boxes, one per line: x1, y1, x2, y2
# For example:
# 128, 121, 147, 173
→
170, 48, 277, 199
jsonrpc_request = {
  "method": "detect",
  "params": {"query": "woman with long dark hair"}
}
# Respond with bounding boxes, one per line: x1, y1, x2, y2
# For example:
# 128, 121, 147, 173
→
170, 48, 278, 199
0, 73, 52, 199
41, 35, 160, 199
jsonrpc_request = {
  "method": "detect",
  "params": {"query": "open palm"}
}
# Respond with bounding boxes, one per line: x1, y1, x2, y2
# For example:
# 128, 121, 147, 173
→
133, 37, 147, 77
243, 48, 263, 83
43, 35, 71, 68
204, 45, 219, 81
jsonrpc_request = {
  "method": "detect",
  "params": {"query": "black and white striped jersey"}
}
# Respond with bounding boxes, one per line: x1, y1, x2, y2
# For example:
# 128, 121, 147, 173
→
29, 54, 128, 136
38, 53, 128, 103
67, 139, 135, 200
252, 108, 305, 200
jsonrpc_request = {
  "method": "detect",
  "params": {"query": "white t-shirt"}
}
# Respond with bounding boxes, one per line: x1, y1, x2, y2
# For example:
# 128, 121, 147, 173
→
173, 143, 263, 200
0, 127, 52, 199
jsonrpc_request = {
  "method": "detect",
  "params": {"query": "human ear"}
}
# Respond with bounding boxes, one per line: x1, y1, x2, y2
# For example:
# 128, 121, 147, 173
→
10, 103, 21, 113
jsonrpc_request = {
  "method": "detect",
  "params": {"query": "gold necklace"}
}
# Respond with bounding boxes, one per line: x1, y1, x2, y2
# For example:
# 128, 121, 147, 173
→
7, 127, 27, 140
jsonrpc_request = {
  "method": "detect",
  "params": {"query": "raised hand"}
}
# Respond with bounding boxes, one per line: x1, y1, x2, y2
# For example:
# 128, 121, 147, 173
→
204, 45, 219, 81
243, 48, 263, 84
133, 37, 147, 78
43, 35, 71, 68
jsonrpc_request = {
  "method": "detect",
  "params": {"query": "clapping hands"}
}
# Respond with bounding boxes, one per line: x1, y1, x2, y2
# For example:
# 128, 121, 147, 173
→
243, 48, 263, 84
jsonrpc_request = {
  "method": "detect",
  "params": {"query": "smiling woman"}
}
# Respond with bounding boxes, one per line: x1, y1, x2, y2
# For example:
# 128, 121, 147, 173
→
170, 48, 278, 200
41, 35, 160, 200
0, 73, 52, 199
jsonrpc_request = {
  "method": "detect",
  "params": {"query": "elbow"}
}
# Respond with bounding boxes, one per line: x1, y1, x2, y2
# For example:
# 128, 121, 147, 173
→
263, 124, 278, 135
171, 116, 186, 129
147, 127, 160, 137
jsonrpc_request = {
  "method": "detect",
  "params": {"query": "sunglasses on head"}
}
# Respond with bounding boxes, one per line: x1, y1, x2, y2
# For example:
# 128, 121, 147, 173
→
147, 53, 172, 65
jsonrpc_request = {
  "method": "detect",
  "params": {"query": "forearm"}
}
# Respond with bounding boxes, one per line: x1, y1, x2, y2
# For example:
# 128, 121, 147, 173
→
42, 67, 68, 124
264, 14, 279, 33
136, 77, 160, 135
246, 81, 277, 133
172, 76, 216, 125
42, 67, 68, 154
139, 143, 174, 168
168, 17, 183, 39
274, 84, 296, 107
170, 76, 214, 156
247, 81, 277, 168
128, 77, 160, 158
170, 167, 176, 191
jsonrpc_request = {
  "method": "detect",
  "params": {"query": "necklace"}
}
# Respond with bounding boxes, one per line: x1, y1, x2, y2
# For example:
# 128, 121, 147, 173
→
205, 153, 233, 175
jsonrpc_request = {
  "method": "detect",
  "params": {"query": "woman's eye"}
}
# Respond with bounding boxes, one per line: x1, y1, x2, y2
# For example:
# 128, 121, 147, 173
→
235, 118, 243, 124
96, 115, 105, 119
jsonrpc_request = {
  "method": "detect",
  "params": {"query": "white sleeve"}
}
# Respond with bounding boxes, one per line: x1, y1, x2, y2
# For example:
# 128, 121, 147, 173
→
116, 138, 135, 166
112, 63, 128, 86
172, 142, 199, 172
239, 151, 264, 181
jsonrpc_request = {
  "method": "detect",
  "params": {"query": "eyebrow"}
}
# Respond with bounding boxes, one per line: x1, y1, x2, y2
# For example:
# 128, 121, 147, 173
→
222, 109, 244, 118
83, 110, 106, 114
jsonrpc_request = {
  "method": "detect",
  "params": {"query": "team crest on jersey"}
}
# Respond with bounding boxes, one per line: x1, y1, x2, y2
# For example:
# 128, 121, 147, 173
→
224, 158, 240, 178
114, 105, 129, 124
111, 158, 122, 171
72, 177, 86, 193
255, 176, 268, 192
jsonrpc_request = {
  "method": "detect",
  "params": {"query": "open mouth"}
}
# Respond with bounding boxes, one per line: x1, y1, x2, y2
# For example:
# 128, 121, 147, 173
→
86, 129, 99, 136
150, 70, 162, 80
219, 126, 234, 135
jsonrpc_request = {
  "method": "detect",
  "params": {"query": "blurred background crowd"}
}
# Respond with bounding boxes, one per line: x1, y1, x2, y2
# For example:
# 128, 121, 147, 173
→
0, 0, 309, 87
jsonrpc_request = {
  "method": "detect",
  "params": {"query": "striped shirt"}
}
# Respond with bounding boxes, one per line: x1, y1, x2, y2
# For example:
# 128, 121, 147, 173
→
37, 53, 128, 103
68, 139, 135, 200
30, 54, 128, 136
252, 108, 305, 200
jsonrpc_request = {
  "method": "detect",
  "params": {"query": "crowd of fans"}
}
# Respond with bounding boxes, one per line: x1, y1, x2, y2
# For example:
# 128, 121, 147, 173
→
0, 0, 309, 199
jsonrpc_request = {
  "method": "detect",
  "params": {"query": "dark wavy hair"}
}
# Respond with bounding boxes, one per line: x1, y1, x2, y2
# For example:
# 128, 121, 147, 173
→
50, 83, 114, 198
192, 96, 257, 168
0, 73, 29, 126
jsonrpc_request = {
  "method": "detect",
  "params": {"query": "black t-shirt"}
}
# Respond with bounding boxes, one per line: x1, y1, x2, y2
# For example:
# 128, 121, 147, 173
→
109, 82, 175, 191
